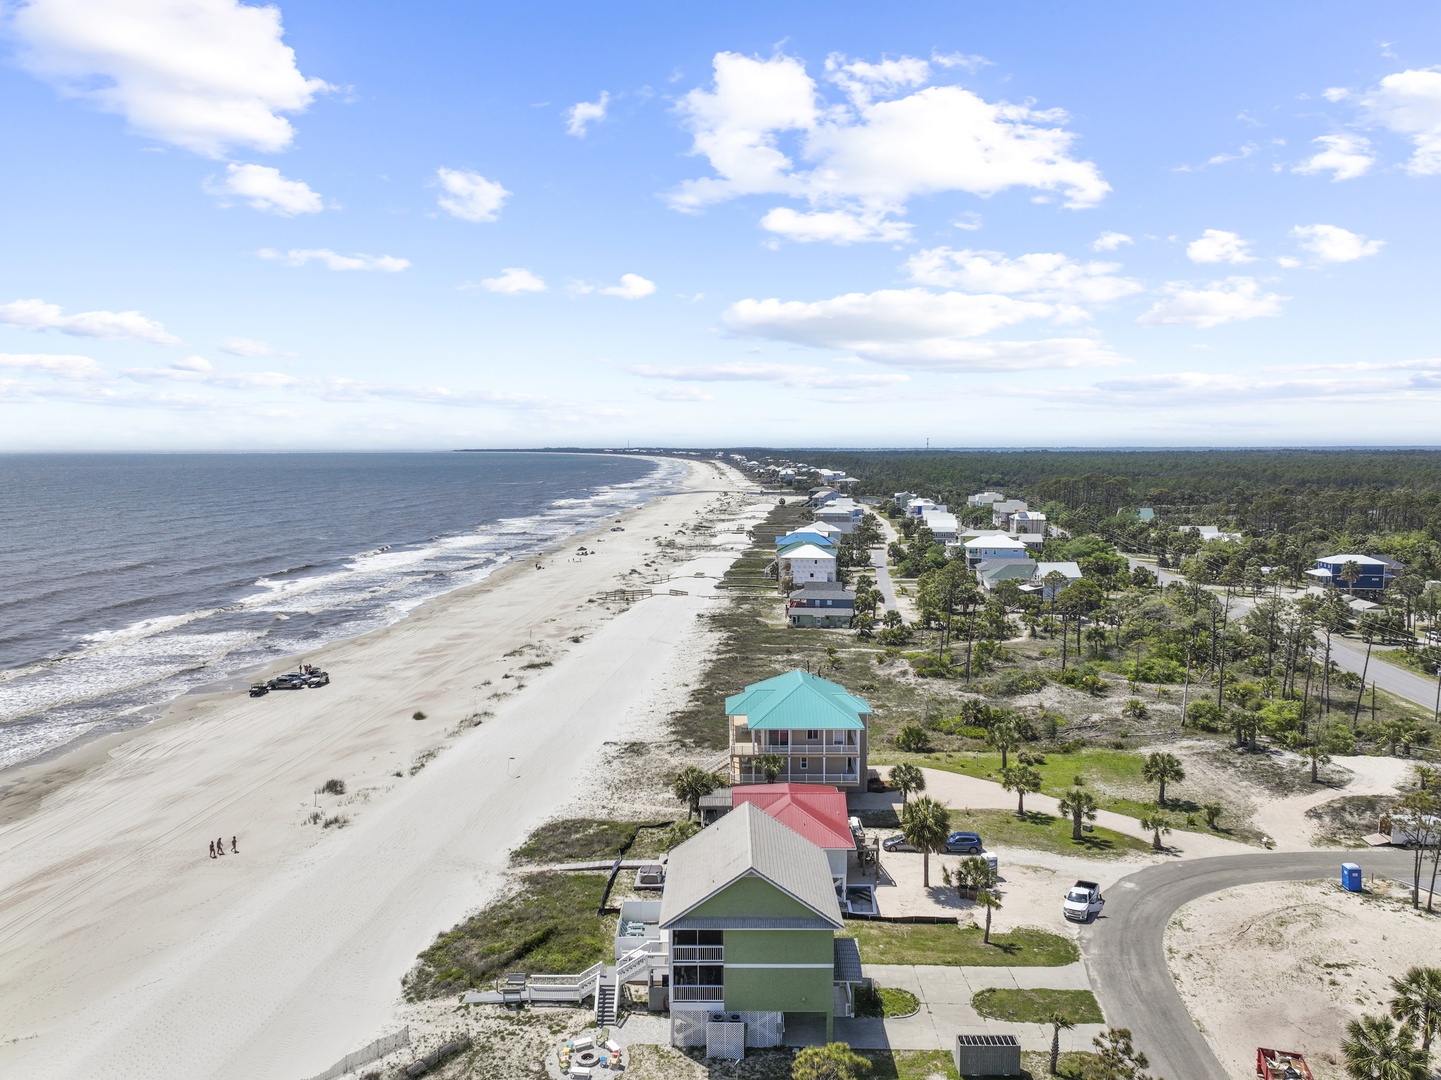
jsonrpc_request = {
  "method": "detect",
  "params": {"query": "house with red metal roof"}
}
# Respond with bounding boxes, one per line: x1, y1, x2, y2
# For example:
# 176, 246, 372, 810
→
731, 783, 855, 887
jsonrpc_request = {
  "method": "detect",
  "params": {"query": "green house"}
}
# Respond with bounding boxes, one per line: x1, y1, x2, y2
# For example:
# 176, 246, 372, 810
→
726, 670, 870, 789
660, 802, 860, 1051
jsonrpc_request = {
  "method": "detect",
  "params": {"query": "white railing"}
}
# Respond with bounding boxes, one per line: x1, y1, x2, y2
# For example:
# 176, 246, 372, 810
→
673, 945, 723, 963
672, 986, 725, 1002
733, 742, 857, 755
616, 943, 661, 982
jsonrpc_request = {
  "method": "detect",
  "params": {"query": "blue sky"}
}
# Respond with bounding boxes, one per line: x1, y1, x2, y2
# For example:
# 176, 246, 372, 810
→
3, 1, 1441, 450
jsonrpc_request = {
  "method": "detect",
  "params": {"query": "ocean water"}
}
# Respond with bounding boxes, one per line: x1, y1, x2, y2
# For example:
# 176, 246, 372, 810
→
0, 451, 681, 770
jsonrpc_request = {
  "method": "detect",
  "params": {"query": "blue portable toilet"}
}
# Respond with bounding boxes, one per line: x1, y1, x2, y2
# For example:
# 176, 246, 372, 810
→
1342, 863, 1362, 892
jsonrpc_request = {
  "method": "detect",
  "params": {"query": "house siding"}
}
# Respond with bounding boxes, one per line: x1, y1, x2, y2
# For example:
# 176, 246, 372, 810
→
686, 874, 818, 920
725, 965, 833, 1015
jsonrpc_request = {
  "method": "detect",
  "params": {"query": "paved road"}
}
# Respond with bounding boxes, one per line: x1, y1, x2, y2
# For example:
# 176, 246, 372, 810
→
1329, 637, 1441, 717
1081, 849, 1416, 1080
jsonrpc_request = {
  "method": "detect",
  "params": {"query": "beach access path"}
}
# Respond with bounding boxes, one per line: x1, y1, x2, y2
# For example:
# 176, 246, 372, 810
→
0, 459, 769, 1080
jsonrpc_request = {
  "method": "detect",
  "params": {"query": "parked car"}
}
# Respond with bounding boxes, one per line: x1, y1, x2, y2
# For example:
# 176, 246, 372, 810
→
944, 831, 984, 854
881, 834, 916, 852
1063, 880, 1105, 922
248, 683, 269, 697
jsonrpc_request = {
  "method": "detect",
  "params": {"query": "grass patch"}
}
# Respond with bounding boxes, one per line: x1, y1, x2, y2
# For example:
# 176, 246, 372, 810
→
857, 983, 921, 1018
954, 808, 1152, 858
512, 818, 675, 864
1022, 1051, 1102, 1080
841, 922, 1079, 967
973, 987, 1103, 1024
404, 871, 609, 999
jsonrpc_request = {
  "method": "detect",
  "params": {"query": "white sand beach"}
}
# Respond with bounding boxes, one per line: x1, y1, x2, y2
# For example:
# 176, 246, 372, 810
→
0, 458, 770, 1080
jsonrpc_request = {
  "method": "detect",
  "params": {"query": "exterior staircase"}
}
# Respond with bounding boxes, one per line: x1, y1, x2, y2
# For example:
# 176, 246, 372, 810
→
594, 972, 618, 1025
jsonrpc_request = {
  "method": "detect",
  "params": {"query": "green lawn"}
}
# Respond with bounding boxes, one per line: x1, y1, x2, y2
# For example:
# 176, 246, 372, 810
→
841, 922, 1079, 967
404, 871, 611, 999
879, 747, 1239, 834
857, 984, 922, 1018
954, 808, 1153, 858
1022, 1051, 1102, 1080
973, 987, 1104, 1024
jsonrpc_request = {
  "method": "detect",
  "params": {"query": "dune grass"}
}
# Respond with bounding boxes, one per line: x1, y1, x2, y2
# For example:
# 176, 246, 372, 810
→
973, 987, 1104, 1024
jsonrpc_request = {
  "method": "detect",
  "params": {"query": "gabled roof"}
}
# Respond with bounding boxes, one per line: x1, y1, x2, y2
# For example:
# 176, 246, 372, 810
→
776, 530, 836, 548
1318, 554, 1388, 566
1034, 561, 1083, 579
777, 542, 837, 561
964, 535, 1029, 550
726, 670, 870, 731
732, 783, 854, 851
978, 559, 1038, 583
659, 802, 843, 929
789, 581, 855, 601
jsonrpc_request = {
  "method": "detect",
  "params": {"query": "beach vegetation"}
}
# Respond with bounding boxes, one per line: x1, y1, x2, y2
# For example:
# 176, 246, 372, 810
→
322, 814, 348, 829
405, 871, 610, 999
513, 818, 671, 864
671, 765, 721, 819
319, 778, 346, 795
412, 710, 427, 720
973, 988, 1103, 1025
794, 1043, 872, 1080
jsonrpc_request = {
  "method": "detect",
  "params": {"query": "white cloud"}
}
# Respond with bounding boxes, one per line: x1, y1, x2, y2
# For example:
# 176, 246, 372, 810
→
648, 386, 715, 402
759, 206, 911, 244
902, 247, 1142, 304
1322, 87, 1352, 103
0, 297, 179, 344
219, 336, 286, 356
203, 163, 324, 215
597, 274, 656, 300
10, 0, 329, 157
1363, 68, 1441, 175
171, 354, 212, 372
1293, 134, 1374, 181
669, 51, 1109, 243
1186, 229, 1255, 264
1276, 256, 1302, 269
1137, 277, 1288, 328
1290, 224, 1384, 263
257, 248, 410, 272
631, 361, 909, 390
721, 287, 1125, 371
1092, 231, 1132, 252
435, 168, 510, 222
565, 91, 609, 137
1206, 142, 1257, 165
0, 351, 105, 379
479, 268, 547, 294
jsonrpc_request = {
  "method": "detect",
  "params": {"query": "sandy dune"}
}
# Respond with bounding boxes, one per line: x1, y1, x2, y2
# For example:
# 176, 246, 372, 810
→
0, 458, 770, 1079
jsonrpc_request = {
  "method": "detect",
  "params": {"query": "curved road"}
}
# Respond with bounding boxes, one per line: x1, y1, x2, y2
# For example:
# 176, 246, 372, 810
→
1080, 848, 1416, 1080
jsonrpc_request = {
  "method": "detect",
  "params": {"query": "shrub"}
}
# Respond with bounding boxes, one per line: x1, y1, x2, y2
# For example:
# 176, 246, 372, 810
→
412, 710, 427, 721
988, 669, 1048, 696
319, 778, 346, 795
1185, 699, 1225, 732
895, 724, 932, 753
1122, 699, 1148, 719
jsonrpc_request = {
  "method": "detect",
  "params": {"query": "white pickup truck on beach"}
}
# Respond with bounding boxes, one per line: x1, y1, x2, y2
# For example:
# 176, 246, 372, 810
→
1063, 880, 1104, 922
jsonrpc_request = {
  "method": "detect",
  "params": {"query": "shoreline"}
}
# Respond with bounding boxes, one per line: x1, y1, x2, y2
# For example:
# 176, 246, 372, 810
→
0, 453, 686, 815
0, 458, 773, 1079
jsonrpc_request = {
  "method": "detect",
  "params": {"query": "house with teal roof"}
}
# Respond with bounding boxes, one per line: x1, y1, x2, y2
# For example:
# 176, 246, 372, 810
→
726, 671, 869, 789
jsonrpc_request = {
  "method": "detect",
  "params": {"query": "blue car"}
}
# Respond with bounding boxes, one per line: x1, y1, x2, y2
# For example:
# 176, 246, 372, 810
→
944, 831, 984, 854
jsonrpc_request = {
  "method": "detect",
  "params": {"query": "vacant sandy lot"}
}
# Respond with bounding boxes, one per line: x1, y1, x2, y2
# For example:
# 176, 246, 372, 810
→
1166, 878, 1440, 1080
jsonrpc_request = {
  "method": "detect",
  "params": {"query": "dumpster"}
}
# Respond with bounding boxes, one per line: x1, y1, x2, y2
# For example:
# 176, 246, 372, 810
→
1342, 863, 1362, 892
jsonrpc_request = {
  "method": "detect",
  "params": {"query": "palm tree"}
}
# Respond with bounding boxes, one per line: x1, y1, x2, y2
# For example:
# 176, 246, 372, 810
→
1141, 751, 1186, 805
1390, 966, 1441, 1051
1057, 783, 1100, 841
1000, 764, 1042, 816
986, 718, 1022, 769
1048, 1012, 1076, 1076
889, 762, 925, 805
1342, 1013, 1429, 1080
974, 887, 1002, 945
671, 765, 719, 820
755, 753, 785, 783
1139, 812, 1171, 852
901, 795, 951, 889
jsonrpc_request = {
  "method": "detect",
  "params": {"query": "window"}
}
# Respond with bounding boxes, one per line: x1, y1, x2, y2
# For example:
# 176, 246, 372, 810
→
798, 757, 808, 771
806, 730, 819, 740
847, 757, 856, 774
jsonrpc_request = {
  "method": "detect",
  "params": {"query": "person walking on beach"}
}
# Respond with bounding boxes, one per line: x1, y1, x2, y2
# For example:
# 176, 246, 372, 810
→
231, 836, 238, 854
209, 840, 216, 859
215, 836, 225, 855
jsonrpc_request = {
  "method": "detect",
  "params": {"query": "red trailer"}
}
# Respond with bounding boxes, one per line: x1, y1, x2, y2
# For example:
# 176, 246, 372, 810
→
1257, 1048, 1314, 1080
